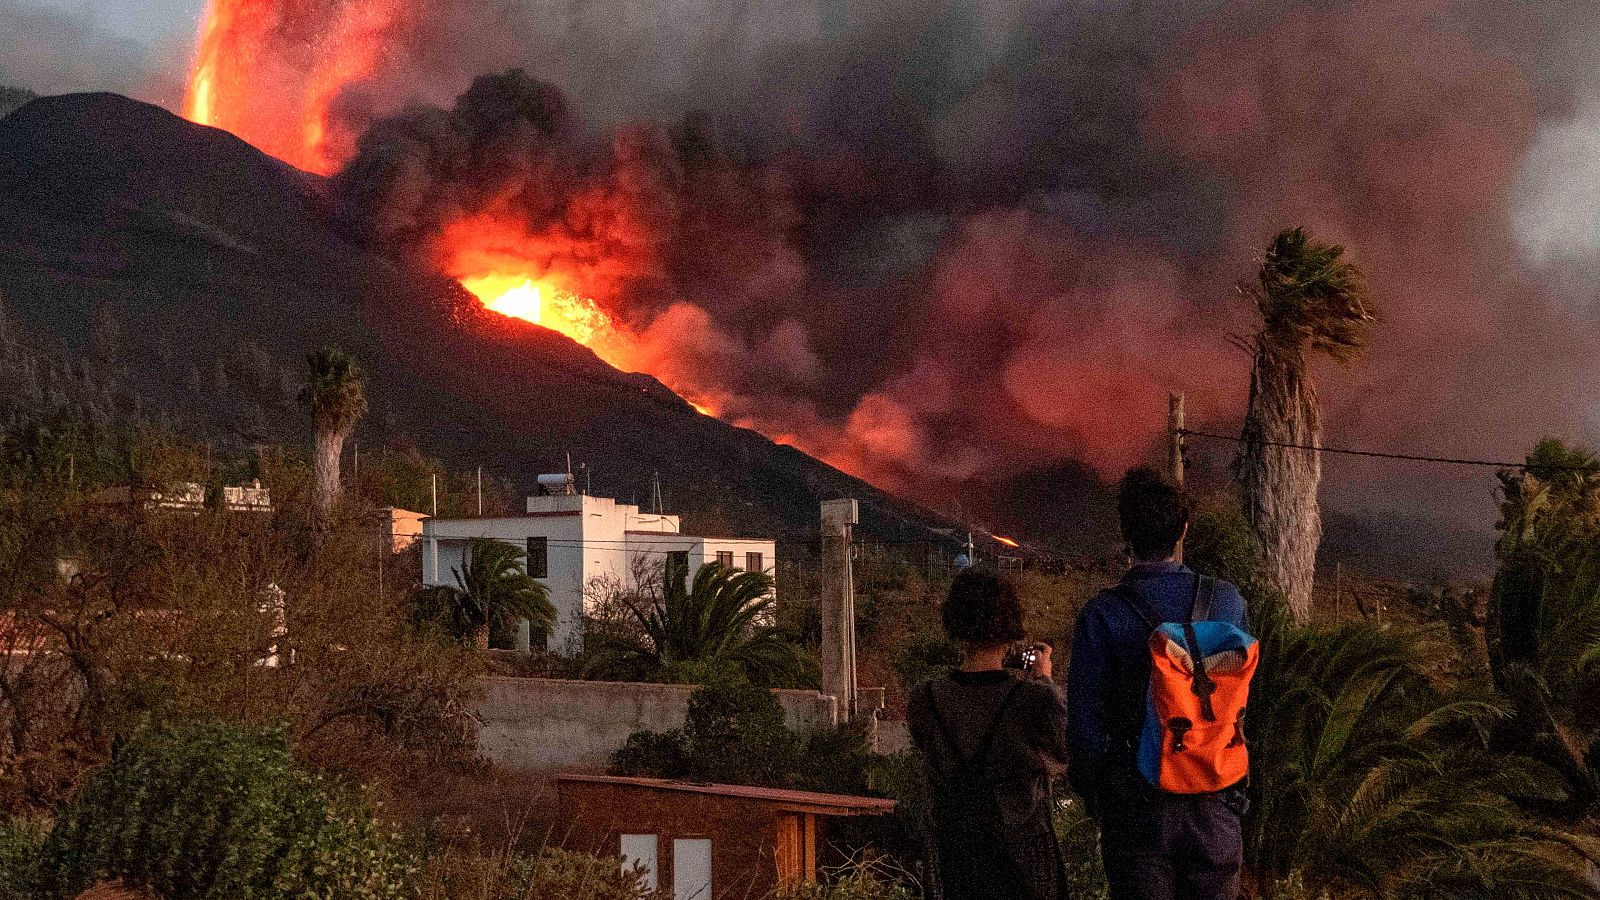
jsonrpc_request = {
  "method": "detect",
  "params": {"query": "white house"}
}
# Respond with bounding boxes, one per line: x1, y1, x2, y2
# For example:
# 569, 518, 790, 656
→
421, 489, 777, 655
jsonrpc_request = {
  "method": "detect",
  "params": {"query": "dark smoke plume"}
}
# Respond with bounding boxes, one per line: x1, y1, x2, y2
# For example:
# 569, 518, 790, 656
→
204, 0, 1600, 551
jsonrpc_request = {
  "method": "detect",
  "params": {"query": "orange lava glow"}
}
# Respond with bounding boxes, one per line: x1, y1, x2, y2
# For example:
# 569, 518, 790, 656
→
460, 275, 615, 349
181, 2, 734, 430
182, 0, 401, 174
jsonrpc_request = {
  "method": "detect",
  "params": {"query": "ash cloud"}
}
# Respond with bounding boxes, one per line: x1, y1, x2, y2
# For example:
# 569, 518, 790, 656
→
0, 0, 183, 107
229, 0, 1600, 540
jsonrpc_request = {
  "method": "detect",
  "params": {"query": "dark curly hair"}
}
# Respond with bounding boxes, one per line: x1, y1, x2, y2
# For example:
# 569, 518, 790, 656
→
1118, 466, 1191, 560
941, 569, 1026, 646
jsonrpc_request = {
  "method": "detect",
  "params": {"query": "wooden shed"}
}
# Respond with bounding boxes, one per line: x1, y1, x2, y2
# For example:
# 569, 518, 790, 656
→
554, 774, 896, 899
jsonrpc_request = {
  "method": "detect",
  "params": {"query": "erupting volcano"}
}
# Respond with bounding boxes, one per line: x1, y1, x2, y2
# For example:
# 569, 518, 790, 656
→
180, 1, 723, 416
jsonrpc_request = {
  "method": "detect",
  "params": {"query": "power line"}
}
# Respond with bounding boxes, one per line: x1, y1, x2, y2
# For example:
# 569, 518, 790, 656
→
1179, 428, 1594, 471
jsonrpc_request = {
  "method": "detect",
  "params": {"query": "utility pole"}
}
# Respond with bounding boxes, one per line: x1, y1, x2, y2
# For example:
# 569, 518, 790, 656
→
820, 499, 859, 724
1170, 392, 1186, 564
1335, 562, 1343, 621
430, 472, 438, 517
476, 465, 483, 516
1169, 393, 1186, 489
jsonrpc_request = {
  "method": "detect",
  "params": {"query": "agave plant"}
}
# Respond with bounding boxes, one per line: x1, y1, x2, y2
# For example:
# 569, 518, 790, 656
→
415, 538, 555, 649
584, 562, 814, 687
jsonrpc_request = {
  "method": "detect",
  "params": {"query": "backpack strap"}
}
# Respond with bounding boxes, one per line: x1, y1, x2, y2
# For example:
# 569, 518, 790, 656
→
923, 678, 1025, 774
1184, 575, 1219, 722
1113, 583, 1161, 632
1190, 575, 1217, 623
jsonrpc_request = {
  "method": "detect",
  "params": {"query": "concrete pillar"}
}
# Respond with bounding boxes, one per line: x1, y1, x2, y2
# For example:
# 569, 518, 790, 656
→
820, 499, 859, 722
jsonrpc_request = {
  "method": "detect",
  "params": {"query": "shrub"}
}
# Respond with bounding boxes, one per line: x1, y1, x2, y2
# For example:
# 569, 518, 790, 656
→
500, 848, 652, 900
1052, 792, 1108, 900
776, 855, 918, 900
36, 720, 417, 900
611, 680, 798, 787
0, 816, 44, 898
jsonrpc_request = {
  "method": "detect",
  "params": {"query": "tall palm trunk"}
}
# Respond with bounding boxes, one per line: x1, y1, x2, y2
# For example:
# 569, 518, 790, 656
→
311, 422, 347, 524
1241, 339, 1322, 622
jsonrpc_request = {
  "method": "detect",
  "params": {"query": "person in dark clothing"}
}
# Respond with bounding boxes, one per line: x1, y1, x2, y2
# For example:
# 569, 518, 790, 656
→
909, 569, 1069, 900
1067, 468, 1250, 900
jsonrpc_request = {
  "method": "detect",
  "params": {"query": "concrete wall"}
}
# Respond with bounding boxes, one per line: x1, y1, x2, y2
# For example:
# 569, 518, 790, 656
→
477, 677, 838, 773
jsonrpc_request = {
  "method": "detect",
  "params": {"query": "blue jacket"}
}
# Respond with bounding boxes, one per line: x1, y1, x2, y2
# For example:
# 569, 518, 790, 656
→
1065, 561, 1248, 802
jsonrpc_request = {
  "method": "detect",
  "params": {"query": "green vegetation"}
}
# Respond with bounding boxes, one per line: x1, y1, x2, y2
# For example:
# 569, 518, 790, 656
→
1185, 496, 1600, 898
416, 538, 556, 649
584, 562, 815, 687
35, 721, 416, 900
419, 846, 652, 900
775, 856, 918, 900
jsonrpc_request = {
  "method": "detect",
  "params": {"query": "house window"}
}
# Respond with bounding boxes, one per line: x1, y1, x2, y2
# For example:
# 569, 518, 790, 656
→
526, 537, 548, 578
619, 834, 658, 892
746, 551, 764, 573
673, 838, 712, 900
666, 551, 689, 593
716, 550, 734, 569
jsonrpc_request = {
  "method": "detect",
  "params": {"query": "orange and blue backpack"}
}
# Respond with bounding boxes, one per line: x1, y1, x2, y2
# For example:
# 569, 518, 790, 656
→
1115, 574, 1258, 794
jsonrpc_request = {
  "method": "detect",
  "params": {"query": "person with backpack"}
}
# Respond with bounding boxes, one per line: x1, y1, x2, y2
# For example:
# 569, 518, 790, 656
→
1067, 467, 1258, 900
908, 568, 1069, 900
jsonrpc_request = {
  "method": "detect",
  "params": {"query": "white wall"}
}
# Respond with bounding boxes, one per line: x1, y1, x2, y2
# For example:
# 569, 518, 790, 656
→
424, 497, 777, 655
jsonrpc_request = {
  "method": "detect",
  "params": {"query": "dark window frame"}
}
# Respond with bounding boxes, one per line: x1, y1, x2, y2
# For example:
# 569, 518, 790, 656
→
526, 536, 549, 579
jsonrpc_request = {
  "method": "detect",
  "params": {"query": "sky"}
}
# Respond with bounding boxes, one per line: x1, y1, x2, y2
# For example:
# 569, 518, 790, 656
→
30, 0, 200, 46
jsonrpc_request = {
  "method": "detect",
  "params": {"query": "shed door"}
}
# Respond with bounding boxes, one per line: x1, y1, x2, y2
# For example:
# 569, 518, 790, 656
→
674, 837, 712, 900
620, 834, 658, 892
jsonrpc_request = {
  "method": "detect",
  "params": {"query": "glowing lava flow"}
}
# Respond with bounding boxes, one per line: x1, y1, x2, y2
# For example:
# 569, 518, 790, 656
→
461, 276, 615, 357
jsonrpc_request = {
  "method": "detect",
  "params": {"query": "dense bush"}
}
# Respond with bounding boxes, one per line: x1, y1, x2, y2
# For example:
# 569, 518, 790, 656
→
0, 816, 44, 898
419, 846, 652, 900
35, 721, 417, 900
611, 679, 805, 787
1052, 792, 1109, 900
776, 855, 918, 900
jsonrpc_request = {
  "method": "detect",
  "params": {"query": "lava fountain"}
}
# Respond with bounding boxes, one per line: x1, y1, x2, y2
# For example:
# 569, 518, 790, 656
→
183, 0, 403, 175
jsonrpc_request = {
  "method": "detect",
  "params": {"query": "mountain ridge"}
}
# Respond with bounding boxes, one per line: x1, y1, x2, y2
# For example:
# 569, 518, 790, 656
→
0, 92, 960, 545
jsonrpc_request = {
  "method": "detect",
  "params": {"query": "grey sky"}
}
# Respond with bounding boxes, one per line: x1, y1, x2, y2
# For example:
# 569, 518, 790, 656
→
29, 0, 202, 46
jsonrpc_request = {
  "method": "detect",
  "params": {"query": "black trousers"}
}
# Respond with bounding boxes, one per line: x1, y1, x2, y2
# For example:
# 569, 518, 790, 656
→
1098, 784, 1245, 900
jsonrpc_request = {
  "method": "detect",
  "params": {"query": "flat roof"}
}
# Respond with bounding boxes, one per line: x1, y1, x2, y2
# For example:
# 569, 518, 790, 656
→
623, 531, 771, 542
426, 511, 582, 523
555, 774, 895, 817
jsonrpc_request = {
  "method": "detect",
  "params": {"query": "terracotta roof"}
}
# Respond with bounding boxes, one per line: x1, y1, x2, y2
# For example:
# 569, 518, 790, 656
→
555, 774, 895, 817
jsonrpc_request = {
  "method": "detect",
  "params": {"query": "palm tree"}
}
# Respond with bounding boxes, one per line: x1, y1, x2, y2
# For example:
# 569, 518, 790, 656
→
585, 562, 814, 687
299, 348, 367, 525
1185, 510, 1600, 897
1238, 227, 1374, 622
1490, 440, 1600, 820
415, 539, 555, 649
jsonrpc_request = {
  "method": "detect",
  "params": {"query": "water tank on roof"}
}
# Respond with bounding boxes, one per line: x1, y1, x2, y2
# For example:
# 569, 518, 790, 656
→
537, 473, 576, 495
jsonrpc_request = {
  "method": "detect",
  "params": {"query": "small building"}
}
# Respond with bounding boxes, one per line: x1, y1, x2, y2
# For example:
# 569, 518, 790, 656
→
554, 775, 894, 899
376, 506, 428, 553
421, 488, 776, 654
86, 480, 272, 514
